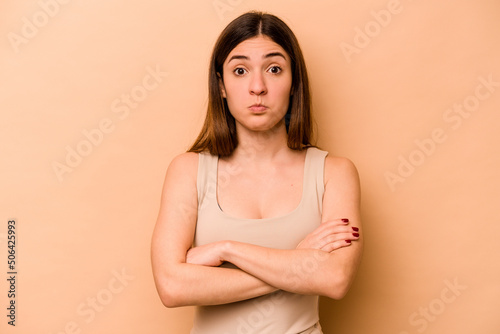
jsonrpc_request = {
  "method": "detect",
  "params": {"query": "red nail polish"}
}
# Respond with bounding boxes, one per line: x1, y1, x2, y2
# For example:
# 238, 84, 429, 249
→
345, 240, 351, 244
353, 233, 359, 237
342, 218, 349, 223
352, 227, 359, 232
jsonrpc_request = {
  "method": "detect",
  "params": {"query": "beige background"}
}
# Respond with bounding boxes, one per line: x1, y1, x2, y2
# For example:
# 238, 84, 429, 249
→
1, 0, 499, 333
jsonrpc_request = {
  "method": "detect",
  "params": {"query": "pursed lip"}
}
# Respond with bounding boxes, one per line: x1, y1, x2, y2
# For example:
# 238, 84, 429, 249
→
248, 104, 268, 112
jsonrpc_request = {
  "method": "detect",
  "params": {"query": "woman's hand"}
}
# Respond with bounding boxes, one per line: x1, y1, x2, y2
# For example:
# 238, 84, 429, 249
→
187, 219, 360, 266
296, 218, 360, 252
186, 241, 227, 267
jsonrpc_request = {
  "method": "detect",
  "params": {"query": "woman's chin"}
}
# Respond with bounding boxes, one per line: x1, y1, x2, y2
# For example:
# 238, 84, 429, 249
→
236, 117, 286, 133
239, 123, 285, 134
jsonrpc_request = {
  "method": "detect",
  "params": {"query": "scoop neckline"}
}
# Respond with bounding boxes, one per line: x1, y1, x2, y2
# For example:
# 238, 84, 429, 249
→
214, 148, 311, 222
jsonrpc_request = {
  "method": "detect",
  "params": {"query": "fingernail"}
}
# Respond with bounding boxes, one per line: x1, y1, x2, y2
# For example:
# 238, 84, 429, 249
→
353, 233, 359, 237
342, 218, 349, 223
352, 227, 359, 232
345, 240, 351, 244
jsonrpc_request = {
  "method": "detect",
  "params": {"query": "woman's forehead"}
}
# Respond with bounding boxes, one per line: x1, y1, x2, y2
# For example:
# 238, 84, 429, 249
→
225, 35, 289, 63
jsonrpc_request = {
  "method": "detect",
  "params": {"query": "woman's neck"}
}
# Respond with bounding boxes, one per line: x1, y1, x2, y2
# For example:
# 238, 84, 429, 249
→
231, 123, 290, 163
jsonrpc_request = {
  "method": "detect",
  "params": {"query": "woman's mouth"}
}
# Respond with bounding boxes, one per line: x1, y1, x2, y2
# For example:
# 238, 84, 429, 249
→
249, 104, 268, 112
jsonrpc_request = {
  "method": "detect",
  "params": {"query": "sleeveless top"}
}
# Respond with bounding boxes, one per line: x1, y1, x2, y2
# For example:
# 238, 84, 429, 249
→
191, 147, 328, 334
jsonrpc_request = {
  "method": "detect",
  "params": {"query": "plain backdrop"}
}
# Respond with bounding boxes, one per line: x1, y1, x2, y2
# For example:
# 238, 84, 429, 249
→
1, 0, 499, 333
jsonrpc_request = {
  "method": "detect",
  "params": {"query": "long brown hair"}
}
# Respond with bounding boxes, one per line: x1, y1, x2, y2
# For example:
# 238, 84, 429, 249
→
189, 11, 313, 156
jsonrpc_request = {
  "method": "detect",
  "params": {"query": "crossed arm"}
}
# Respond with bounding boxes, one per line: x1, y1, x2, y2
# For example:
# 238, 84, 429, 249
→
150, 152, 363, 308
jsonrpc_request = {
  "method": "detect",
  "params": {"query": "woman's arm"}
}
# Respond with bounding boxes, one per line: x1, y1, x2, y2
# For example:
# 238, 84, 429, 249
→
150, 153, 277, 308
187, 156, 363, 300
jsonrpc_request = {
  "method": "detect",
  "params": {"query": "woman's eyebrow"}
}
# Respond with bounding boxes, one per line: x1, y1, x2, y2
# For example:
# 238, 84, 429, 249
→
264, 52, 287, 60
227, 55, 248, 63
227, 52, 287, 63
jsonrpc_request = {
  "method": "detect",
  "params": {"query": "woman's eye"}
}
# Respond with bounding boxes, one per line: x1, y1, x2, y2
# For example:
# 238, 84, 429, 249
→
234, 68, 247, 76
268, 66, 282, 74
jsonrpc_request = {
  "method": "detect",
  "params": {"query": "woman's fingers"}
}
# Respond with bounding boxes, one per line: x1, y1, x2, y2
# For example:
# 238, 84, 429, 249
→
315, 223, 360, 241
320, 239, 353, 252
318, 230, 360, 252
320, 217, 350, 226
297, 218, 360, 251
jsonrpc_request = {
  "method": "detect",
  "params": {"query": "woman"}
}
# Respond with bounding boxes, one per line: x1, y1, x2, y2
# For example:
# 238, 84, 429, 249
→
151, 11, 363, 333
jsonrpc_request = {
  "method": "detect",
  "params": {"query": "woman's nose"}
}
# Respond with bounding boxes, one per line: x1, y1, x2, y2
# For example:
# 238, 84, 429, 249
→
249, 72, 267, 95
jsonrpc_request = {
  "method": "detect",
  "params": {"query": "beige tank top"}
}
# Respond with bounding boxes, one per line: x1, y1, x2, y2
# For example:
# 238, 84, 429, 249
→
191, 147, 328, 334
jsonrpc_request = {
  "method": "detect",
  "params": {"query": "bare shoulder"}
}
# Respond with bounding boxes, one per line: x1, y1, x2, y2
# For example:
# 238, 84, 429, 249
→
162, 152, 199, 190
324, 155, 360, 192
169, 151, 199, 168
167, 152, 199, 176
324, 155, 359, 180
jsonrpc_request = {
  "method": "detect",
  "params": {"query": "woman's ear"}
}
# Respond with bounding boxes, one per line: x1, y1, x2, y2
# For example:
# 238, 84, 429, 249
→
217, 72, 226, 98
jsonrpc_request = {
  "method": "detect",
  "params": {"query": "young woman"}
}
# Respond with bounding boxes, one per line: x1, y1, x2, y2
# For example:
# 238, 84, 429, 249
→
151, 11, 363, 334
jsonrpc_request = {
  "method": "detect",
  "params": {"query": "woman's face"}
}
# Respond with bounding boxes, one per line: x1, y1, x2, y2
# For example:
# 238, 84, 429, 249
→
220, 35, 293, 134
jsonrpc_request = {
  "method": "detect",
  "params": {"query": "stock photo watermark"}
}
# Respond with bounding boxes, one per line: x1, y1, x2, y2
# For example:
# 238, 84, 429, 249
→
222, 290, 287, 334
5, 219, 18, 326
51, 64, 168, 182
399, 277, 467, 334
221, 250, 329, 333
49, 268, 134, 334
7, 0, 72, 53
385, 73, 499, 192
340, 0, 409, 63
283, 250, 330, 289
213, 0, 246, 21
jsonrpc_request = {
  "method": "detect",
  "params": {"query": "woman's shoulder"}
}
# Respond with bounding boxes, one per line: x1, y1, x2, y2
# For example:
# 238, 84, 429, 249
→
166, 152, 200, 179
170, 151, 199, 165
322, 152, 359, 184
307, 147, 355, 169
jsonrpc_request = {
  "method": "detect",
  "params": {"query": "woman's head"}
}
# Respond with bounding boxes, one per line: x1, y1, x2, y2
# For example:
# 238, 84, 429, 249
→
189, 11, 313, 156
